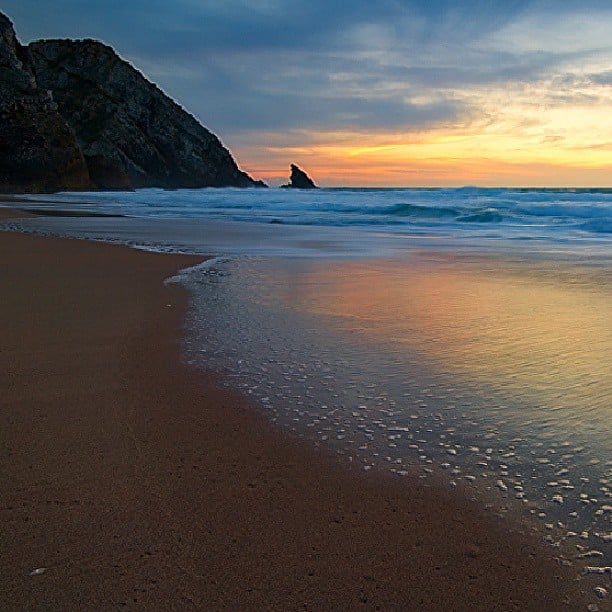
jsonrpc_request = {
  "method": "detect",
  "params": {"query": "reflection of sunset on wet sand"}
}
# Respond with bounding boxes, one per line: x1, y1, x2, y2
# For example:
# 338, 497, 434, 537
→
183, 253, 612, 572
279, 257, 612, 443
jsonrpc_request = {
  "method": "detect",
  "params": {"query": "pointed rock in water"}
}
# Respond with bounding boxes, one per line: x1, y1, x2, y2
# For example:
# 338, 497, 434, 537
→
281, 164, 318, 189
0, 10, 266, 192
0, 13, 90, 193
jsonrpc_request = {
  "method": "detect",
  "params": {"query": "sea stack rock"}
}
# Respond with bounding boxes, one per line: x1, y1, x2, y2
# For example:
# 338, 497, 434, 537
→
28, 39, 265, 190
0, 13, 90, 193
281, 164, 318, 189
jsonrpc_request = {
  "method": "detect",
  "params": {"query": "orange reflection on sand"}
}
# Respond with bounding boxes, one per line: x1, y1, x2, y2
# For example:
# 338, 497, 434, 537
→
280, 258, 612, 421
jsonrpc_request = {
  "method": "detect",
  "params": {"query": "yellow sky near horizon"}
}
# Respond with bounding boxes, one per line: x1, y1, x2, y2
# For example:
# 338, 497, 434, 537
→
112, 3, 612, 189
236, 77, 612, 187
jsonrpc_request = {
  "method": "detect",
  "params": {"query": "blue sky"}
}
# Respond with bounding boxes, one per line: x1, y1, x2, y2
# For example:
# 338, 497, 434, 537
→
5, 1, 612, 185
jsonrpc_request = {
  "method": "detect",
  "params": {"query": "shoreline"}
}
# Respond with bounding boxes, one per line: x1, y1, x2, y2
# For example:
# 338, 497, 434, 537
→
0, 199, 126, 219
0, 221, 595, 609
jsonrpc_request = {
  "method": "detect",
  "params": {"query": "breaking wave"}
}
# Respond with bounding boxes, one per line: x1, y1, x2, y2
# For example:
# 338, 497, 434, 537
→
12, 186, 612, 248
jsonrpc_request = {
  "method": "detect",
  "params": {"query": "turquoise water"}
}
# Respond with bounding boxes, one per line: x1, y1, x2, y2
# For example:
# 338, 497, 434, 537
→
13, 186, 612, 254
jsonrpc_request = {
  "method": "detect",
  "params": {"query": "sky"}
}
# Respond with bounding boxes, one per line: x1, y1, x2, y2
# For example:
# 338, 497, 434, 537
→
5, 0, 612, 186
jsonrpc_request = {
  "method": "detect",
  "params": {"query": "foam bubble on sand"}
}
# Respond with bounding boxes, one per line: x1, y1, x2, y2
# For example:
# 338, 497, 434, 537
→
496, 480, 508, 492
577, 551, 605, 559
165, 256, 233, 284
594, 586, 608, 599
584, 566, 612, 575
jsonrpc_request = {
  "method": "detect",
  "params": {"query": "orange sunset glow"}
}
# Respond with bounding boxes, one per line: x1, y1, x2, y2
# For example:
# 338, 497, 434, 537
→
236, 83, 612, 187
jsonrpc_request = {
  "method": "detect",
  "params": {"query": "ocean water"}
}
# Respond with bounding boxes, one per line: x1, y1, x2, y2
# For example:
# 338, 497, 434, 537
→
12, 186, 612, 249
3, 187, 611, 576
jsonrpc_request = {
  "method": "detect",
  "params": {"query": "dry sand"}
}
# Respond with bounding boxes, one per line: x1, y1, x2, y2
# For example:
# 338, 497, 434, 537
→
0, 222, 592, 610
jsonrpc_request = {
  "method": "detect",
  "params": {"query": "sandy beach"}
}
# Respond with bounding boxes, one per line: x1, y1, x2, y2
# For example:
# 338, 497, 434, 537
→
0, 216, 593, 610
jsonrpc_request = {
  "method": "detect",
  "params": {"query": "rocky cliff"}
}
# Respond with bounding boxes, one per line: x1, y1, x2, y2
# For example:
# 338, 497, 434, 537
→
0, 13, 90, 193
0, 12, 265, 192
281, 164, 318, 189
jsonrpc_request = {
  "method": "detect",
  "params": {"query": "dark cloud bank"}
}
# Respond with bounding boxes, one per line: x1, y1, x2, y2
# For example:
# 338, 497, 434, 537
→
4, 1, 608, 140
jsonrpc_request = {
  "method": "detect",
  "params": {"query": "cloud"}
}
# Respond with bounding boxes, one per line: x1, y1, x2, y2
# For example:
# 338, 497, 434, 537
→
5, 0, 530, 140
5, 1, 534, 57
589, 70, 612, 85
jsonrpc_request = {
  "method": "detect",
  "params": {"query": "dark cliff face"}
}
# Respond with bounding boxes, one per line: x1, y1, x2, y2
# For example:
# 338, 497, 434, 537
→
28, 39, 263, 190
281, 164, 318, 189
0, 14, 90, 193
0, 11, 265, 192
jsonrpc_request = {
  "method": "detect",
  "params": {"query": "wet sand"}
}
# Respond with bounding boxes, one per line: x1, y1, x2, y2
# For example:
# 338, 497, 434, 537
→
0, 221, 593, 610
